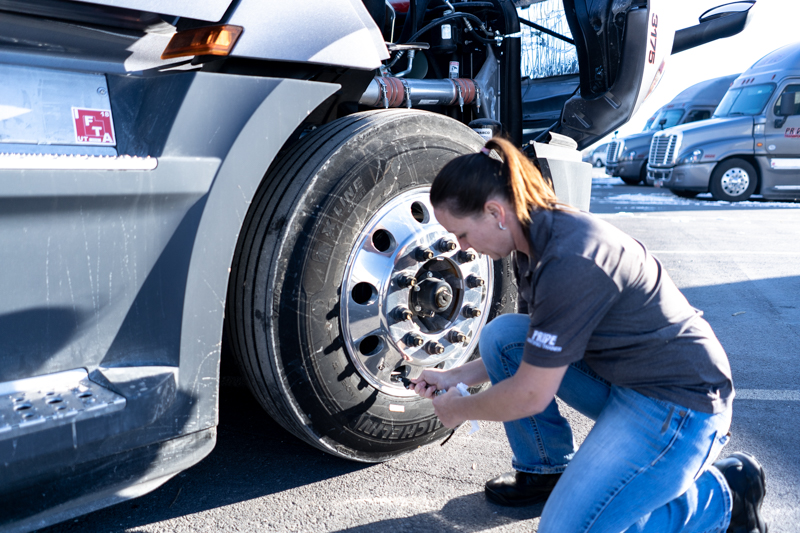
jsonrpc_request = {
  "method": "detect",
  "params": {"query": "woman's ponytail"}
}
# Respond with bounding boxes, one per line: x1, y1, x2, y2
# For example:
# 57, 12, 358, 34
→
430, 136, 560, 224
484, 137, 560, 224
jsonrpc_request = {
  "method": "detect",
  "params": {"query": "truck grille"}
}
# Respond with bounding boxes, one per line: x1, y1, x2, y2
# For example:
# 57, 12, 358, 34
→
606, 141, 621, 164
649, 134, 680, 166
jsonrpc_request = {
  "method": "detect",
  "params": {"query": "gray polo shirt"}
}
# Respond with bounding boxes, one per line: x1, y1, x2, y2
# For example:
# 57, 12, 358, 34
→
516, 207, 733, 414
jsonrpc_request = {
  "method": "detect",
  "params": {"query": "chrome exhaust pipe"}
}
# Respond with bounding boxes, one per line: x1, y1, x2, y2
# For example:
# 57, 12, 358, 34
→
359, 77, 479, 111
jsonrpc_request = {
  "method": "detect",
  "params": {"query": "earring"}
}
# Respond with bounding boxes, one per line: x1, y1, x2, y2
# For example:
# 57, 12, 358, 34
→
498, 221, 506, 231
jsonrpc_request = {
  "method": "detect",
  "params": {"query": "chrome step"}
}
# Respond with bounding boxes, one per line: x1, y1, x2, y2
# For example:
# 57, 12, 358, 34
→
0, 369, 126, 441
0, 153, 158, 170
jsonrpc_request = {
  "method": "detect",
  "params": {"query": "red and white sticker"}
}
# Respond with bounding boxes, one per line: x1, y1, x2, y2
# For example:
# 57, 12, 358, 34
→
72, 107, 115, 145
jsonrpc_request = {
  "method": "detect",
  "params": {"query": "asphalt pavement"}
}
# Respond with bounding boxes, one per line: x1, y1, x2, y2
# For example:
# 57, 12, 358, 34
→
39, 171, 800, 533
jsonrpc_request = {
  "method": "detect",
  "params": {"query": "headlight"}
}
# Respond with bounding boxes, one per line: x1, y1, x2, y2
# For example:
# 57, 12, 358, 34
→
754, 124, 765, 135
680, 149, 703, 164
620, 150, 636, 161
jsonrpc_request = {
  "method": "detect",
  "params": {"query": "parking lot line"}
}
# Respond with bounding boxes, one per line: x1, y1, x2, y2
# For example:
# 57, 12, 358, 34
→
650, 251, 800, 255
735, 389, 800, 401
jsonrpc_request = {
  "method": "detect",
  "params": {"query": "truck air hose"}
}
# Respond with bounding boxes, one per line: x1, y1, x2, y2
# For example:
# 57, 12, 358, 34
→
387, 11, 493, 68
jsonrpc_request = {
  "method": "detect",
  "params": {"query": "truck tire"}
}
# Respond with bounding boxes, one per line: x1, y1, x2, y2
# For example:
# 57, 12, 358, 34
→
620, 160, 647, 185
639, 160, 649, 186
710, 159, 757, 202
226, 110, 516, 462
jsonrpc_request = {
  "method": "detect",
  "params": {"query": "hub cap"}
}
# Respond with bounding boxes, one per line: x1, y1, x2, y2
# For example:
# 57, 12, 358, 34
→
720, 167, 750, 197
342, 188, 493, 397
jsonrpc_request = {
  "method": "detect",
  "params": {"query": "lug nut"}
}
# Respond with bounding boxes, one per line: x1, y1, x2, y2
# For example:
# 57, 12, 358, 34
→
415, 248, 434, 261
466, 275, 485, 288
394, 307, 414, 321
397, 275, 417, 288
462, 306, 482, 318
406, 334, 424, 347
425, 341, 445, 355
448, 330, 467, 343
437, 239, 457, 253
458, 250, 477, 263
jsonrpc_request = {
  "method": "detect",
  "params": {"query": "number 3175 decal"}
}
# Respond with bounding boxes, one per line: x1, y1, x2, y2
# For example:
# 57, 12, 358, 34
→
648, 14, 658, 64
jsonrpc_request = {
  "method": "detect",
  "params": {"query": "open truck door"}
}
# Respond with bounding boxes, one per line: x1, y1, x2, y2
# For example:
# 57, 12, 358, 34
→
555, 0, 755, 148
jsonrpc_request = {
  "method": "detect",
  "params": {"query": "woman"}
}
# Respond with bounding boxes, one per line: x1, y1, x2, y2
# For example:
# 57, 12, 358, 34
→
411, 137, 767, 533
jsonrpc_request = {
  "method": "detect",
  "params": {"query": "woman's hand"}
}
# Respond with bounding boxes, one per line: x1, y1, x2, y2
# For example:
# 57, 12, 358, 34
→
411, 370, 469, 429
431, 388, 467, 428
409, 368, 456, 399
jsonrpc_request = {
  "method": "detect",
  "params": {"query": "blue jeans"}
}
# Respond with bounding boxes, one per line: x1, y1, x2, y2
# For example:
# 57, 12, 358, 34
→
479, 314, 733, 533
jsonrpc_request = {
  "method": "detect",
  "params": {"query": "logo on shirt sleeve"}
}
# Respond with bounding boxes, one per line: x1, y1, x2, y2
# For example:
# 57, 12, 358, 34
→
527, 330, 563, 352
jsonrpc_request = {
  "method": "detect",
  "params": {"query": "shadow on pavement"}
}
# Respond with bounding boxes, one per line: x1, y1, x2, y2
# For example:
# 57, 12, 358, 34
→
330, 492, 543, 533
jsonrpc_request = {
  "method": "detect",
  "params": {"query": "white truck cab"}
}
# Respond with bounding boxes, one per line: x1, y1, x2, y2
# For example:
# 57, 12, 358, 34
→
648, 41, 800, 201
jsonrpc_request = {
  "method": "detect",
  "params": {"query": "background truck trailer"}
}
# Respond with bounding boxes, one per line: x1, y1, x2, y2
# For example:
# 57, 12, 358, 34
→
0, 0, 754, 530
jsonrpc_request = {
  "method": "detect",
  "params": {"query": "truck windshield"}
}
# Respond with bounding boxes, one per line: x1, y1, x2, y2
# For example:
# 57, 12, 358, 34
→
645, 109, 684, 130
714, 84, 775, 117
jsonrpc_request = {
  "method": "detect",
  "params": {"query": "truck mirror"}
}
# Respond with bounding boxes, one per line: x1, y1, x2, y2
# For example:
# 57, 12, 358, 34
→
673, 1, 754, 55
658, 118, 667, 130
698, 1, 755, 24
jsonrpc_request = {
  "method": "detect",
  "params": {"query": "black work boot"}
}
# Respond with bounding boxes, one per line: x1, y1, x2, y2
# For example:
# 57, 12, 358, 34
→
713, 452, 768, 533
484, 471, 562, 507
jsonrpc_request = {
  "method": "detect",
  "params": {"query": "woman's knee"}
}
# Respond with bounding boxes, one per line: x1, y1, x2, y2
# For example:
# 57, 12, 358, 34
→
479, 314, 525, 353
478, 314, 529, 377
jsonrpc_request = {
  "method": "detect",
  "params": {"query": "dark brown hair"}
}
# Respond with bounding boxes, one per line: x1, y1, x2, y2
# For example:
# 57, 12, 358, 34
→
430, 137, 559, 224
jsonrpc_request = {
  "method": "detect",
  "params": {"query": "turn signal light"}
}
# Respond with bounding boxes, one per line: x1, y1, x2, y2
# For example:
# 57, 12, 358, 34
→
161, 25, 243, 60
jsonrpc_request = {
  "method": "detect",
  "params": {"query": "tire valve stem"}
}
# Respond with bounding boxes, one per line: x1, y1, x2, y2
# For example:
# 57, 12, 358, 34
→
466, 275, 485, 288
394, 307, 414, 321
462, 306, 481, 318
437, 239, 457, 253
457, 250, 477, 263
406, 334, 424, 347
397, 275, 417, 288
415, 247, 434, 261
448, 330, 467, 344
425, 341, 445, 355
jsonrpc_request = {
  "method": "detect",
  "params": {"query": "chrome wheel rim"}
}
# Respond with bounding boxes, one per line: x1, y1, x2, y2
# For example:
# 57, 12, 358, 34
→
342, 187, 493, 397
720, 167, 750, 197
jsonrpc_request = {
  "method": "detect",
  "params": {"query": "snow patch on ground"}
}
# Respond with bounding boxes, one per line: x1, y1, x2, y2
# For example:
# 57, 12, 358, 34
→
602, 193, 702, 205
591, 176, 623, 188
597, 193, 800, 209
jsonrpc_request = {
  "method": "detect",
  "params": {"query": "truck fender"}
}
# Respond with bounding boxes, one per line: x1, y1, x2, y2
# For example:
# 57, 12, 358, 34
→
681, 136, 756, 167
177, 77, 339, 420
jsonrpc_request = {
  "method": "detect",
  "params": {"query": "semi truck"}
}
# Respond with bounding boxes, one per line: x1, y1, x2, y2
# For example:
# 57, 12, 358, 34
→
649, 40, 800, 201
0, 0, 754, 530
605, 73, 737, 185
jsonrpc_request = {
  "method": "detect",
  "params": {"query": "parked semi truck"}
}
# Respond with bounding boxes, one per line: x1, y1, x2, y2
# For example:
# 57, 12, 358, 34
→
606, 73, 738, 185
0, 0, 754, 530
650, 40, 800, 201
